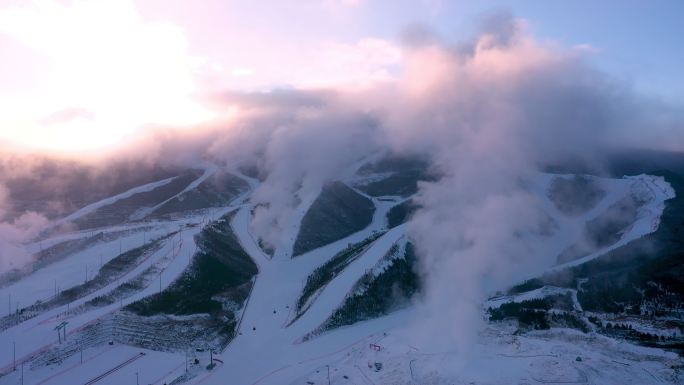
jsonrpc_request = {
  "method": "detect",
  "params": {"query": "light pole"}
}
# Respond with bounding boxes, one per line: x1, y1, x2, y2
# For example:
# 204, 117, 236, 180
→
13, 341, 16, 371
55, 321, 68, 343
409, 359, 416, 381
136, 371, 139, 385
326, 365, 330, 385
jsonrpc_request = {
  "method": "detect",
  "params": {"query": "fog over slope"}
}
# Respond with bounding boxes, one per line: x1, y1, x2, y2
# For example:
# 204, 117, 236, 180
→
1, 14, 682, 362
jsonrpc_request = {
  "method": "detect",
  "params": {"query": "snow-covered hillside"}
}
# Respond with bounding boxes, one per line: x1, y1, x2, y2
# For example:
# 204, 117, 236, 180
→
0, 163, 681, 385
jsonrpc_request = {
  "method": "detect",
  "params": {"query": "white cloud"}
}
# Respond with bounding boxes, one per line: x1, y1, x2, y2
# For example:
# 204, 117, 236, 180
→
232, 67, 254, 77
294, 38, 402, 88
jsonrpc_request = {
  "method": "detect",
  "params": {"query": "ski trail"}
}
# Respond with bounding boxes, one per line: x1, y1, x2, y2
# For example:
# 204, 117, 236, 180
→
55, 176, 178, 226
135, 163, 219, 219
548, 174, 674, 273
231, 206, 269, 269
0, 212, 223, 376
290, 225, 406, 336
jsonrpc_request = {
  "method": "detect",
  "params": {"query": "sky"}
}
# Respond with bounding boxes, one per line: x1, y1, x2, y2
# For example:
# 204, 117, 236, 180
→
0, 0, 682, 152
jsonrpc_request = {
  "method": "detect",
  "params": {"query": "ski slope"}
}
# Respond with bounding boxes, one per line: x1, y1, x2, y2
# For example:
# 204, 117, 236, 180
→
0, 167, 680, 385
54, 177, 178, 226
0, 167, 252, 384
131, 163, 220, 220
549, 174, 674, 271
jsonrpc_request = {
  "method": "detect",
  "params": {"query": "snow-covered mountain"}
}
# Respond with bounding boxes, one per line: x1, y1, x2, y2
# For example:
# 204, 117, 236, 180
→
0, 154, 683, 385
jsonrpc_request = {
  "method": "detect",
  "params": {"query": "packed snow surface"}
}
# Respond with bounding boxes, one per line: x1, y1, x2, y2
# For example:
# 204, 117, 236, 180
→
0, 170, 680, 385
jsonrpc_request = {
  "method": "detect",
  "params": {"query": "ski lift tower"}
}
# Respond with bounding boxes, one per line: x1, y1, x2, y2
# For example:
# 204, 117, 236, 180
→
54, 321, 68, 343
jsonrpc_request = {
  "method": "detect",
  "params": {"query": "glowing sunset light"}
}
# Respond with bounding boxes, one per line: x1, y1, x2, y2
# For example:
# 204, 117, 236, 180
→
0, 0, 209, 152
0, 0, 681, 154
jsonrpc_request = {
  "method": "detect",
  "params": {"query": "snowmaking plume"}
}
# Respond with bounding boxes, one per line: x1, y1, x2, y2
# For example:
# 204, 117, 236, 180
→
383, 15, 681, 367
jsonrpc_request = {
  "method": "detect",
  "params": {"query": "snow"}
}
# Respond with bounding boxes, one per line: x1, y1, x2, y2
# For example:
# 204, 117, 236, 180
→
0, 220, 204, 373
485, 286, 577, 309
1, 344, 186, 385
503, 173, 676, 288
550, 174, 674, 272
130, 162, 219, 220
289, 322, 681, 385
53, 176, 178, 227
1, 169, 681, 385
207, 172, 679, 385
1, 224, 174, 313
367, 236, 407, 279
292, 225, 406, 337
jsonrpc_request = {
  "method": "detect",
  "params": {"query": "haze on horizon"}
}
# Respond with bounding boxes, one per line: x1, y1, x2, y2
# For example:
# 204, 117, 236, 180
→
0, 0, 682, 154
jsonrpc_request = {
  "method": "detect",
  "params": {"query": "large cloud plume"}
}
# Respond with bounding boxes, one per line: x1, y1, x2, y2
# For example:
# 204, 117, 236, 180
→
390, 17, 602, 355
384, 16, 660, 361
248, 109, 381, 251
